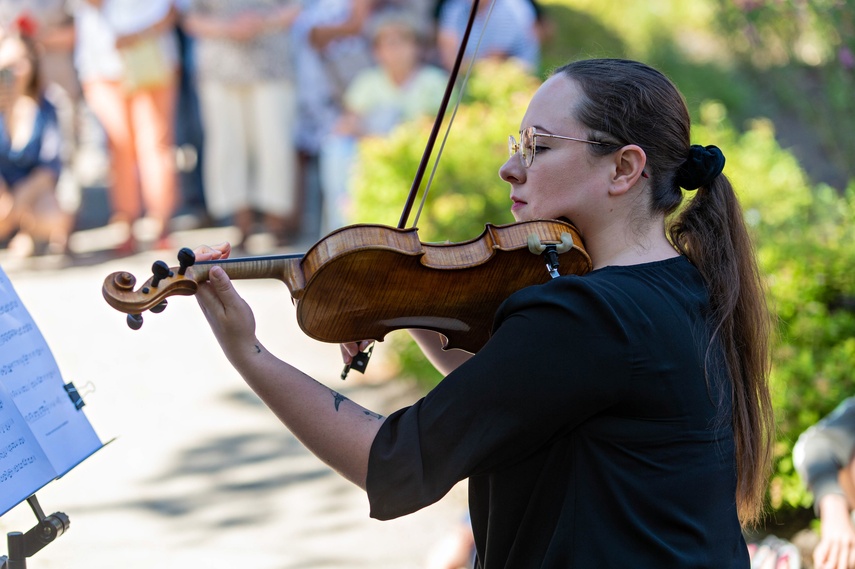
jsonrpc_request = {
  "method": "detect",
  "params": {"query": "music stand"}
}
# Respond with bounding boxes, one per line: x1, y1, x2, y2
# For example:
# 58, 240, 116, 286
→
0, 268, 107, 568
0, 495, 69, 569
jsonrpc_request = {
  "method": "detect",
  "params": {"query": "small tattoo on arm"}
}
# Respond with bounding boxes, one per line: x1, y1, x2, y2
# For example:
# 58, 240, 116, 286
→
254, 344, 261, 353
330, 390, 383, 420
332, 391, 348, 411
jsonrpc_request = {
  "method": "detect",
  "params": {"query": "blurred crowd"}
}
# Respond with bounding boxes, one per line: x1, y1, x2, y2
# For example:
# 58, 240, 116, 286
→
0, 0, 547, 258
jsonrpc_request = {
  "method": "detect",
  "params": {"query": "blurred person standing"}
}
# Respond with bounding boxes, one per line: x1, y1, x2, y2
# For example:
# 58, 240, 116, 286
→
169, 0, 207, 225
318, 10, 447, 232
73, 0, 180, 254
291, 0, 373, 239
183, 0, 301, 251
435, 0, 540, 73
0, 31, 72, 255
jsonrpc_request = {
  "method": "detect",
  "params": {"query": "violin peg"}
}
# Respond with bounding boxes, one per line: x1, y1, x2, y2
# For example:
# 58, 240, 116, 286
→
151, 260, 172, 288
177, 247, 195, 275
150, 300, 168, 314
127, 313, 144, 330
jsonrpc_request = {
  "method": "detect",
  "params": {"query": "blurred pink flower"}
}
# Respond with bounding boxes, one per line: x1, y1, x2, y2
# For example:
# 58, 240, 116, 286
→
839, 45, 855, 71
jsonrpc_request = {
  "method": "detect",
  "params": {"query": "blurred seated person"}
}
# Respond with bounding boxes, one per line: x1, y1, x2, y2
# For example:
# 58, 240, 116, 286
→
434, 0, 540, 73
318, 10, 447, 232
0, 2, 79, 161
0, 31, 71, 255
794, 396, 855, 569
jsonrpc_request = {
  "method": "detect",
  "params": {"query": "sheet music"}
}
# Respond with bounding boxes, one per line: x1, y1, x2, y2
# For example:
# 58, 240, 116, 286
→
0, 379, 56, 515
0, 267, 103, 515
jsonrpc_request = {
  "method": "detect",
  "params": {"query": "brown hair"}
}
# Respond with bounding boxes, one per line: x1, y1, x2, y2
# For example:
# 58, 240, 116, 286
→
1, 34, 42, 99
555, 58, 774, 526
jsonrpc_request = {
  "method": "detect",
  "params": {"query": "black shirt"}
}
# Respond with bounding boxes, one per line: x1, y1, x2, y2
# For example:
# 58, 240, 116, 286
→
367, 256, 748, 568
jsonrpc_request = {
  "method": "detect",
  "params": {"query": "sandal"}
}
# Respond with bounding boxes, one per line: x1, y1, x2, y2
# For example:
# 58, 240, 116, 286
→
748, 535, 801, 569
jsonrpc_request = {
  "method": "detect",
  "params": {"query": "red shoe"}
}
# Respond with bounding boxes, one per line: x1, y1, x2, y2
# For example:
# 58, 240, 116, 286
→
154, 235, 172, 250
114, 235, 137, 256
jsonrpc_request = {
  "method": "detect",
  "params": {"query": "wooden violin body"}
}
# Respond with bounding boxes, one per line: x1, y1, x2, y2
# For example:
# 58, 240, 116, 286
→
102, 219, 591, 352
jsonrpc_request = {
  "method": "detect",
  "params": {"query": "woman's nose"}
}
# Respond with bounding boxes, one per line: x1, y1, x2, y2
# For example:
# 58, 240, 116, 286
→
499, 153, 525, 184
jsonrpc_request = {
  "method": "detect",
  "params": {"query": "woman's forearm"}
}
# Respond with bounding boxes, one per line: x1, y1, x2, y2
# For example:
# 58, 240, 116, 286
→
228, 339, 384, 490
116, 5, 178, 47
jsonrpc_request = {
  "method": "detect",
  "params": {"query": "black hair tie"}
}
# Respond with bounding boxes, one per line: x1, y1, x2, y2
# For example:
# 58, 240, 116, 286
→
674, 145, 726, 191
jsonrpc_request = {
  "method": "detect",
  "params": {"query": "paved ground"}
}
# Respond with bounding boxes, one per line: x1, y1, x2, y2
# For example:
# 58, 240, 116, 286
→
0, 224, 467, 569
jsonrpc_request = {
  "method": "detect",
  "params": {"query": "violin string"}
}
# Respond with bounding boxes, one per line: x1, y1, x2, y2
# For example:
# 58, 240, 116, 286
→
412, 0, 498, 229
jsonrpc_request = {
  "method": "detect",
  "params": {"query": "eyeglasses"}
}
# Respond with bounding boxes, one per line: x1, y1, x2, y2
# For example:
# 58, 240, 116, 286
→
508, 126, 606, 168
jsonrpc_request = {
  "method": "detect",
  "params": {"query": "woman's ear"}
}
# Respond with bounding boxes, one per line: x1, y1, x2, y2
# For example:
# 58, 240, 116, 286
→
608, 144, 647, 196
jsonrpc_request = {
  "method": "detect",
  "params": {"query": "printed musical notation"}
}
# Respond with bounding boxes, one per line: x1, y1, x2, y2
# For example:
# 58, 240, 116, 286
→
0, 267, 104, 516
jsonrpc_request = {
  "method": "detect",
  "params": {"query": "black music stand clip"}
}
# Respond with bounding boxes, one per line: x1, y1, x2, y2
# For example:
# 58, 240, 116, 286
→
0, 495, 70, 569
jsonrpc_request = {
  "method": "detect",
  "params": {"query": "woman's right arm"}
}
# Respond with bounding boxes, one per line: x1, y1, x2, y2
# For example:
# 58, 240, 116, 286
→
408, 330, 473, 375
341, 331, 473, 378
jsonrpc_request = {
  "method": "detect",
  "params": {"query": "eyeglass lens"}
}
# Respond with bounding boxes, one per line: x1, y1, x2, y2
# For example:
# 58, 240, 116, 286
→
521, 127, 535, 166
508, 129, 535, 167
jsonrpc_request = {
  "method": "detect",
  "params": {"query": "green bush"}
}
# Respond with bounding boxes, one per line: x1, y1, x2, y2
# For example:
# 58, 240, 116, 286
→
694, 102, 855, 513
711, 0, 855, 185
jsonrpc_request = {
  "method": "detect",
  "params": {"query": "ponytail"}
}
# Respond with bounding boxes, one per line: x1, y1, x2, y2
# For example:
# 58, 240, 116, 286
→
669, 174, 774, 526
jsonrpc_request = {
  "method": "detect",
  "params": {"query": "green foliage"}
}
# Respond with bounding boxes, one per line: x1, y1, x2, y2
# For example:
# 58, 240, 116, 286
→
711, 0, 855, 184
694, 103, 855, 513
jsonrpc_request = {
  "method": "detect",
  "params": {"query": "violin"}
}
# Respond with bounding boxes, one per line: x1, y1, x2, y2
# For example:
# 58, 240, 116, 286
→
101, 220, 590, 352
101, 0, 593, 361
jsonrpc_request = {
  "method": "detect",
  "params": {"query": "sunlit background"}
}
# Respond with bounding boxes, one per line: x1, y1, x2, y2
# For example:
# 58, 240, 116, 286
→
1, 0, 854, 567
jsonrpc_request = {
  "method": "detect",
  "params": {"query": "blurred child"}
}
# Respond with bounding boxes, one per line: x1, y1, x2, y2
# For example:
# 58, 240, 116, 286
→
318, 10, 447, 232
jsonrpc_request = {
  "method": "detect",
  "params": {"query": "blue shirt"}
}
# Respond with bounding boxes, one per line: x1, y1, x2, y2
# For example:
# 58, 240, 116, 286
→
0, 96, 62, 188
438, 0, 540, 71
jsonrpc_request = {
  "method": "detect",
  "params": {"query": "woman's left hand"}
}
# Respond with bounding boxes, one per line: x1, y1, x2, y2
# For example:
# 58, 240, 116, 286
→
194, 242, 231, 263
194, 243, 259, 364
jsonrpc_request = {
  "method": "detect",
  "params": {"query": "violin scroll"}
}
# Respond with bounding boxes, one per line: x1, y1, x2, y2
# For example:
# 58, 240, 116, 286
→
102, 248, 199, 329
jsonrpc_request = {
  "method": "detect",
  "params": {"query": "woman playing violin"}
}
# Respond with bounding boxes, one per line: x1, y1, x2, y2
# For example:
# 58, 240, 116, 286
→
194, 58, 774, 567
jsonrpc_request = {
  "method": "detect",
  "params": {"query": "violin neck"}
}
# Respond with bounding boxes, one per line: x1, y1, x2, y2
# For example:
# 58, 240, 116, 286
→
193, 253, 305, 290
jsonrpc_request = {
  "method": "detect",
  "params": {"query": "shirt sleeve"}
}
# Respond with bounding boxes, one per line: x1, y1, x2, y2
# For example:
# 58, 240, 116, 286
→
342, 69, 376, 114
793, 397, 855, 514
366, 276, 632, 520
